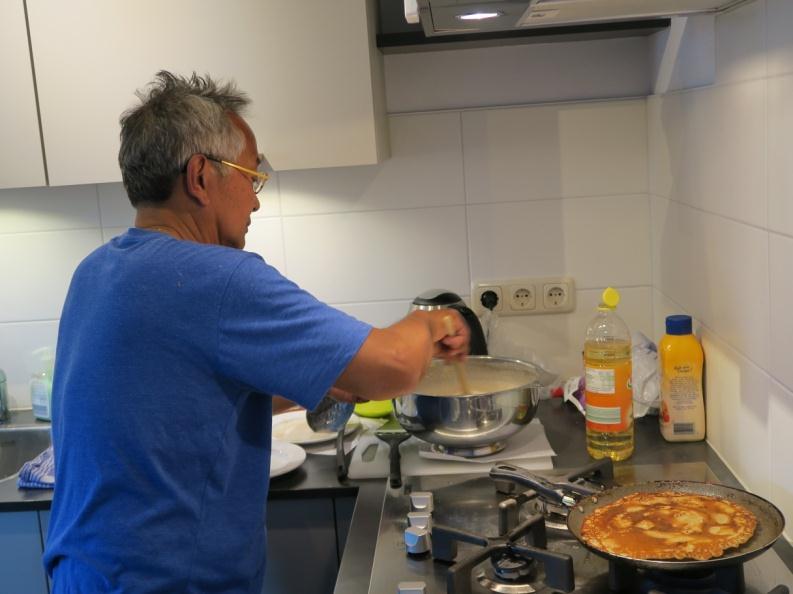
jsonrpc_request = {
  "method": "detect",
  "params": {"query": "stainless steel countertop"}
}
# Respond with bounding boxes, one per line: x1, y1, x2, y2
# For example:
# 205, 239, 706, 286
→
334, 399, 793, 594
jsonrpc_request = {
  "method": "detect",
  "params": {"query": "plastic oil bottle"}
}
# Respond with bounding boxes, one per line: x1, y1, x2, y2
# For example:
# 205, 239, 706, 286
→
659, 315, 705, 442
584, 287, 634, 461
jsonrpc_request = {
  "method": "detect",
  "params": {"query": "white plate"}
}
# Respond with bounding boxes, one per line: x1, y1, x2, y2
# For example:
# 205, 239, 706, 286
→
270, 439, 306, 478
272, 409, 360, 445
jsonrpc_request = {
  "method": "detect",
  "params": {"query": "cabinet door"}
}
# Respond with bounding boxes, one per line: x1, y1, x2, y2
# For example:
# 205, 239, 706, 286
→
39, 510, 52, 592
0, 512, 48, 594
26, 0, 387, 186
0, 0, 46, 189
263, 498, 338, 594
334, 495, 356, 564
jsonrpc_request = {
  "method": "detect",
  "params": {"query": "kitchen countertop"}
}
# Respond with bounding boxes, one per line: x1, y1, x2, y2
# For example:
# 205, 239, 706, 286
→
333, 399, 793, 594
2, 400, 790, 591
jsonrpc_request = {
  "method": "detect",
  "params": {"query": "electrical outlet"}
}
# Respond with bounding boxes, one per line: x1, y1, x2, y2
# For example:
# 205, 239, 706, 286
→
544, 283, 567, 309
472, 284, 503, 313
472, 277, 575, 316
508, 285, 535, 311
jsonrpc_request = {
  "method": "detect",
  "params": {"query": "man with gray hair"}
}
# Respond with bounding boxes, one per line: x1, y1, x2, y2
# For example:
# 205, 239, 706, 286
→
43, 71, 469, 593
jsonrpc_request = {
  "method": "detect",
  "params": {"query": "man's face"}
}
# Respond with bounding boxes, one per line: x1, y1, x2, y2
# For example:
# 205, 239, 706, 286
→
215, 115, 262, 249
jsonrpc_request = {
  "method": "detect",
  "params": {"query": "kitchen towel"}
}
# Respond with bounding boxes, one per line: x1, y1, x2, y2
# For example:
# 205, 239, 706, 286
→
17, 445, 55, 489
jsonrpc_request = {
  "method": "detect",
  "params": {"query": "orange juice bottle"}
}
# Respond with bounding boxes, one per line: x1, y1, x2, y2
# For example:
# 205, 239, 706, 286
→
584, 288, 634, 461
659, 315, 705, 442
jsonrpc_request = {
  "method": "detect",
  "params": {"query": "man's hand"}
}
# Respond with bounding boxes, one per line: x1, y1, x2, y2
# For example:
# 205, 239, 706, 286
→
431, 310, 470, 362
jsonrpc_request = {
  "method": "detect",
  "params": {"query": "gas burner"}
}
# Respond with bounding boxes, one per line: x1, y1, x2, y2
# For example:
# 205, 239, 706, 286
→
490, 551, 537, 581
475, 570, 536, 593
432, 514, 575, 594
474, 551, 538, 593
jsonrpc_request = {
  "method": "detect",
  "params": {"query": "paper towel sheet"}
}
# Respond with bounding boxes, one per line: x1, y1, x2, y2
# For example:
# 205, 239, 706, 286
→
348, 419, 556, 479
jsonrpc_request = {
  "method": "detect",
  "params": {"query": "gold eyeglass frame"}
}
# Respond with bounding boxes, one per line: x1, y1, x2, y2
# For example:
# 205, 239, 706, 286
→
205, 154, 270, 194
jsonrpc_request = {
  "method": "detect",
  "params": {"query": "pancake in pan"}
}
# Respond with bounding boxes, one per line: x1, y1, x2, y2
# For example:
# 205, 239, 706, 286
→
580, 491, 757, 561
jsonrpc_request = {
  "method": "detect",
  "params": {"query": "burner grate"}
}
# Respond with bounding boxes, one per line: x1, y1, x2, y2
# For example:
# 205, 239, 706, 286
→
432, 514, 575, 594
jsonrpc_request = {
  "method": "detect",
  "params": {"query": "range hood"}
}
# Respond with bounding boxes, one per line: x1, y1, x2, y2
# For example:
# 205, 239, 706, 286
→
406, 0, 752, 37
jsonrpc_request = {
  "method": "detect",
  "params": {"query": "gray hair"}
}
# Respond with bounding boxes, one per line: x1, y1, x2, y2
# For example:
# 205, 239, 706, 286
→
118, 70, 251, 206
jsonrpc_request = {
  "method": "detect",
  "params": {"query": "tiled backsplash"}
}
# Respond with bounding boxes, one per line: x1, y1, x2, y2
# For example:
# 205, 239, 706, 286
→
0, 96, 652, 408
649, 0, 793, 541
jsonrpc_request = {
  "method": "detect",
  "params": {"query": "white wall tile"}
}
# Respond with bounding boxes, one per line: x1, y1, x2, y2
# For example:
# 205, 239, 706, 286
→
0, 185, 99, 233
649, 16, 715, 94
766, 0, 793, 77
0, 229, 101, 323
487, 286, 652, 379
669, 88, 718, 214
651, 288, 699, 344
651, 197, 770, 371
0, 320, 59, 409
767, 73, 793, 236
660, 82, 766, 228
282, 206, 469, 304
384, 37, 651, 113
333, 300, 414, 328
279, 113, 464, 216
711, 80, 766, 228
715, 0, 767, 85
702, 327, 771, 497
97, 183, 134, 228
468, 195, 651, 289
102, 226, 128, 243
251, 171, 281, 219
769, 379, 793, 542
463, 100, 647, 204
769, 232, 793, 392
647, 95, 674, 199
244, 217, 286, 275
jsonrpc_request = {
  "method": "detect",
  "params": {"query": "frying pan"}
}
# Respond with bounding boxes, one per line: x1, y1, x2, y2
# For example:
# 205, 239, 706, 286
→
490, 464, 786, 572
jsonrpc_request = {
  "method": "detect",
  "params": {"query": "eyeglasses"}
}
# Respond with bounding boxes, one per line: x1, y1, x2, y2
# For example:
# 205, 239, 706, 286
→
205, 154, 270, 194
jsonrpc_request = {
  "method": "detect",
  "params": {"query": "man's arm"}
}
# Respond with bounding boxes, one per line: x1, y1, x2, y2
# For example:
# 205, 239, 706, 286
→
272, 395, 300, 414
333, 309, 469, 401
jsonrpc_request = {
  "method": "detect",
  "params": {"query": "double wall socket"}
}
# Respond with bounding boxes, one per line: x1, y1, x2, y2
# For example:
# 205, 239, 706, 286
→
472, 277, 575, 316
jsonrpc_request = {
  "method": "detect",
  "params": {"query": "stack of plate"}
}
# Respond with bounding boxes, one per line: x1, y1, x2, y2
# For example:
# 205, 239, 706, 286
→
270, 410, 360, 477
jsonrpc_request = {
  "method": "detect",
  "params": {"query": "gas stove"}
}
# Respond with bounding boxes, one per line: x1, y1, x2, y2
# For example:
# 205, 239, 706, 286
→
367, 461, 793, 594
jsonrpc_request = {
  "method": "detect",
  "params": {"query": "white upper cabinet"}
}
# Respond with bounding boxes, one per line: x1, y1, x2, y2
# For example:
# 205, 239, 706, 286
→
0, 1, 46, 189
26, 0, 388, 186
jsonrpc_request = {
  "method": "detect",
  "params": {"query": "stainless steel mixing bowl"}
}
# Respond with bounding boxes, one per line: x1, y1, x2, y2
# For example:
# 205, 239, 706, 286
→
392, 356, 543, 457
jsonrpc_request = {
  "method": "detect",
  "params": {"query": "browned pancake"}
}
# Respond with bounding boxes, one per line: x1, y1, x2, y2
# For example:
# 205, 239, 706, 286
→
580, 491, 757, 560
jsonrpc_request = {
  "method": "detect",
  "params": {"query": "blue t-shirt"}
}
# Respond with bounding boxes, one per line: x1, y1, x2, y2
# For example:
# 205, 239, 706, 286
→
43, 228, 371, 593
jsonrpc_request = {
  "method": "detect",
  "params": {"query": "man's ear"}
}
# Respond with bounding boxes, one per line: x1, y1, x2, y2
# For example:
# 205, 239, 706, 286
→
183, 154, 213, 207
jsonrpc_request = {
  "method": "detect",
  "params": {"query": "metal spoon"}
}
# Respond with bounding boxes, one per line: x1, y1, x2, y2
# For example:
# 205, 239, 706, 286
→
306, 394, 355, 433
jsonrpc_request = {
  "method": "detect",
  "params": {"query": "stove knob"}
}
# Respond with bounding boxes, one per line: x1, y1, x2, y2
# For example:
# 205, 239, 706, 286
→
404, 525, 430, 555
397, 581, 427, 594
407, 511, 432, 530
409, 491, 434, 512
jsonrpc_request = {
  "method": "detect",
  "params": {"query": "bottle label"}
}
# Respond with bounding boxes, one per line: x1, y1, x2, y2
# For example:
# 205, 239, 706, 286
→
585, 403, 622, 425
585, 367, 615, 394
585, 361, 632, 432
31, 380, 51, 420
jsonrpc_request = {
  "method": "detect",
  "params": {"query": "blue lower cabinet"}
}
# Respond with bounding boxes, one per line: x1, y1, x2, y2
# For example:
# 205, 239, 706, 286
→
0, 511, 48, 594
39, 511, 52, 591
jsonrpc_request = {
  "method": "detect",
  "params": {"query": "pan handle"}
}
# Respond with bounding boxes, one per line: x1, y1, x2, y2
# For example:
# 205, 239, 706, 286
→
490, 464, 577, 506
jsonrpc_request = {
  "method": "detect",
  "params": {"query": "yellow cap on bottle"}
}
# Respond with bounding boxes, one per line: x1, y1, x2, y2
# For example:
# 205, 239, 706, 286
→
599, 287, 620, 310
